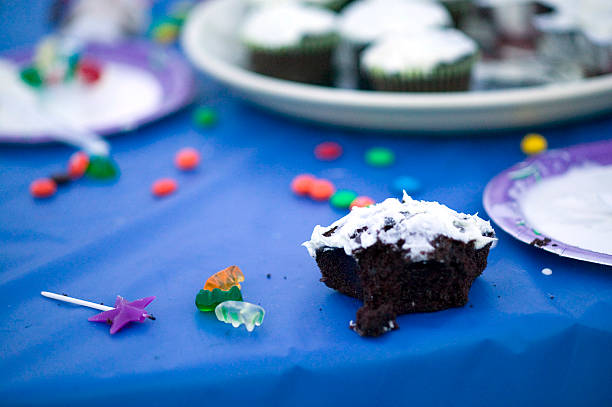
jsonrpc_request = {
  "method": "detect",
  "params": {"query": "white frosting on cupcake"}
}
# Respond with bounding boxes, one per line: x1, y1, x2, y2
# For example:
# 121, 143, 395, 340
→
241, 4, 337, 48
303, 192, 496, 262
534, 0, 612, 43
339, 0, 451, 45
361, 29, 478, 74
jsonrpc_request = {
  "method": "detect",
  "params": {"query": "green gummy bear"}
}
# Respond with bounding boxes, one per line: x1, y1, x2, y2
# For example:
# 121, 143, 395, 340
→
214, 300, 264, 332
195, 286, 242, 312
193, 107, 217, 128
20, 66, 44, 88
86, 155, 119, 180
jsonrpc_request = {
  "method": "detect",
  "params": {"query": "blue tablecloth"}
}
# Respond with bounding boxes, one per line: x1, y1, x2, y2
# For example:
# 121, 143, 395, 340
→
1, 2, 611, 406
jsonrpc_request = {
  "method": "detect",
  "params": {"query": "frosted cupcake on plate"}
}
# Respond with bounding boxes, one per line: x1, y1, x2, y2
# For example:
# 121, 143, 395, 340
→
241, 4, 339, 85
361, 28, 479, 92
338, 0, 451, 86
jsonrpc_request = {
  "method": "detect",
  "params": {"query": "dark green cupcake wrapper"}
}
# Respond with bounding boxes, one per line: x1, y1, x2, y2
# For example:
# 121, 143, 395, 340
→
366, 53, 478, 81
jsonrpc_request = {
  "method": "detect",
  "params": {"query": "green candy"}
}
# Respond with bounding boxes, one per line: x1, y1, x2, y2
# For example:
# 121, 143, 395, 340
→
195, 285, 243, 312
20, 66, 44, 88
330, 190, 358, 209
365, 147, 395, 167
86, 155, 119, 180
193, 107, 218, 128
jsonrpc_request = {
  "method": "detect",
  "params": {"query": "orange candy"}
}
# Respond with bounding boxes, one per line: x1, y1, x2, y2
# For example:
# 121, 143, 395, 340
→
290, 174, 316, 196
204, 265, 245, 291
30, 178, 57, 198
309, 179, 335, 201
175, 147, 201, 171
68, 151, 89, 179
350, 196, 375, 209
152, 178, 177, 197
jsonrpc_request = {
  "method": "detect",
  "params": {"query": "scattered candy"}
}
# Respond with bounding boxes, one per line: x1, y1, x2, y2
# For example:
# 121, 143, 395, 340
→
392, 176, 421, 194
30, 178, 57, 198
68, 151, 90, 179
290, 174, 316, 196
193, 107, 218, 128
41, 291, 156, 335
152, 22, 180, 44
309, 179, 335, 201
77, 59, 103, 84
541, 268, 552, 276
175, 147, 201, 171
204, 265, 245, 291
20, 66, 43, 88
195, 286, 243, 312
350, 196, 375, 209
330, 189, 358, 209
50, 173, 72, 186
214, 300, 265, 332
365, 147, 394, 167
152, 178, 178, 197
521, 133, 547, 155
314, 141, 343, 161
86, 155, 119, 179
88, 296, 156, 335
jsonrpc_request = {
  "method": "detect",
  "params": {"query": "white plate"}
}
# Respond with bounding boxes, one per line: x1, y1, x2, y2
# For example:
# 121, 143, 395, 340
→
181, 0, 612, 132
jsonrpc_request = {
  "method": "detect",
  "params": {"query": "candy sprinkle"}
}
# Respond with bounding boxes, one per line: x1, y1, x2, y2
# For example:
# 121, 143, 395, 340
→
330, 189, 358, 209
175, 148, 201, 171
30, 178, 57, 199
152, 178, 178, 197
152, 22, 180, 44
193, 107, 218, 128
314, 142, 343, 161
521, 133, 547, 155
541, 268, 552, 276
291, 174, 316, 196
77, 59, 102, 84
392, 176, 421, 194
309, 179, 335, 201
365, 147, 394, 167
68, 152, 89, 179
350, 196, 374, 209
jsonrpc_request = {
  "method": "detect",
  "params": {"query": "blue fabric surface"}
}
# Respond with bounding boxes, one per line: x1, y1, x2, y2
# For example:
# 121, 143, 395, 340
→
1, 2, 612, 406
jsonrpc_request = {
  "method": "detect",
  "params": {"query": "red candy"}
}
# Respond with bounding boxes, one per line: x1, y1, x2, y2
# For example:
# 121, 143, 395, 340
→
152, 178, 177, 197
291, 174, 316, 196
175, 147, 201, 171
309, 179, 335, 201
350, 196, 374, 209
30, 178, 57, 199
314, 142, 342, 161
68, 151, 89, 179
77, 59, 102, 84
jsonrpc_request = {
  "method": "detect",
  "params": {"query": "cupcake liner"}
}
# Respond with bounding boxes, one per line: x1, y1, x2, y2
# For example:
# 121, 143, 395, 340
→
364, 54, 478, 92
440, 0, 475, 28
246, 33, 339, 85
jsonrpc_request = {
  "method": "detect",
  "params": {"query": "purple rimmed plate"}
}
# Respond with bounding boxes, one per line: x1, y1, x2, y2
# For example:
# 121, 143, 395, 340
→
483, 139, 612, 266
0, 40, 195, 144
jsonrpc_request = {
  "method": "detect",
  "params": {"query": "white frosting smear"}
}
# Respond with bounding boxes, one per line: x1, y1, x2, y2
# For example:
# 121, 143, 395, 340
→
362, 29, 478, 74
304, 192, 496, 262
241, 4, 336, 48
339, 0, 451, 45
519, 165, 612, 255
0, 59, 162, 138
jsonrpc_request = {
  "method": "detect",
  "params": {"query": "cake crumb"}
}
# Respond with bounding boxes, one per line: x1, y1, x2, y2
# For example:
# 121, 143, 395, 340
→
266, 273, 271, 279
549, 294, 555, 299
530, 237, 551, 247
283, 276, 287, 280
541, 268, 552, 276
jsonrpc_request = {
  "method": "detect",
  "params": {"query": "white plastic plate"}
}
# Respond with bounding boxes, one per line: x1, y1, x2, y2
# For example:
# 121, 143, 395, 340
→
181, 0, 612, 132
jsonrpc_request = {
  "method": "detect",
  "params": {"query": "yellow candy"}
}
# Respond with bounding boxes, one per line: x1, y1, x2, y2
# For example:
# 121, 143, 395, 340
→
521, 133, 548, 155
204, 265, 245, 291
153, 23, 179, 44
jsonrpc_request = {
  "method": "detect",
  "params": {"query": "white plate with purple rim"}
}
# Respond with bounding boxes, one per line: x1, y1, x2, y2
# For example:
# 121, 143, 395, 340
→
0, 41, 195, 144
483, 140, 612, 266
181, 0, 612, 133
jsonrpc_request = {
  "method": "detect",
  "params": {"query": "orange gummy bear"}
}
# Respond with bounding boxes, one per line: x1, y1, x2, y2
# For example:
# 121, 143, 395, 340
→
204, 265, 245, 291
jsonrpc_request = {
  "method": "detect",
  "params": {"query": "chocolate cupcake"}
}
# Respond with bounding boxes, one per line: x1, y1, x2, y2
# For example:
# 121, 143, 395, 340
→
303, 193, 496, 337
338, 0, 451, 87
241, 4, 339, 85
361, 28, 479, 92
